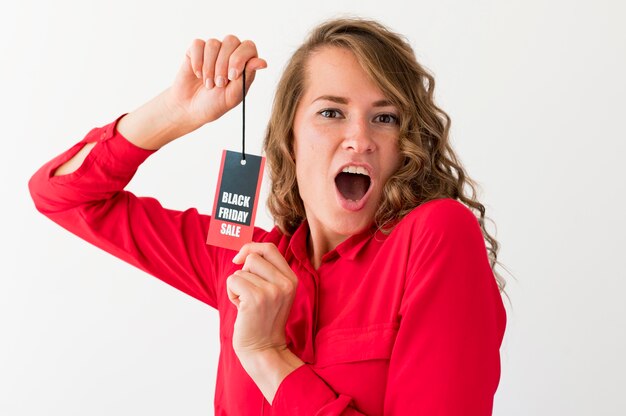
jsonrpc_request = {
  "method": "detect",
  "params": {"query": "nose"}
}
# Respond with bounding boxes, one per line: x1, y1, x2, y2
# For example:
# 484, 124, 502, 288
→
342, 117, 376, 153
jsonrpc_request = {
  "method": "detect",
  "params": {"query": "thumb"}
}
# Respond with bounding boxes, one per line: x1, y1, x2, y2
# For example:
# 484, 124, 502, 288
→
227, 286, 241, 309
243, 58, 267, 91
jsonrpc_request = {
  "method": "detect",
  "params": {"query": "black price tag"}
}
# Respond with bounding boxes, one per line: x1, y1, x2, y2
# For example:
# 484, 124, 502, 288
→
206, 150, 265, 250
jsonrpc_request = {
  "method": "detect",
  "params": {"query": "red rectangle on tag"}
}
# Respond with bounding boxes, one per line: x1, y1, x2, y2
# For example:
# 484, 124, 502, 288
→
206, 150, 265, 251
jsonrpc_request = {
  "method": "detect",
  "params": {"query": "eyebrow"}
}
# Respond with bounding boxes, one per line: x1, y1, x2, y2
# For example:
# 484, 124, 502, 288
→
311, 95, 395, 107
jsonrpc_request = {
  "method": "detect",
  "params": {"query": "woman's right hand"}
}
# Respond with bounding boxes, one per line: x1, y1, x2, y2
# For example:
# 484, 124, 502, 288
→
168, 35, 267, 128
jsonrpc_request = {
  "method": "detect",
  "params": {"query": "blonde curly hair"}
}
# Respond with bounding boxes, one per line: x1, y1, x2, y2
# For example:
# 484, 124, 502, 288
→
263, 17, 508, 295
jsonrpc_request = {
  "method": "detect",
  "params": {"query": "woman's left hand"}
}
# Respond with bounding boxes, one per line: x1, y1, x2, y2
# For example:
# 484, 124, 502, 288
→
227, 243, 298, 358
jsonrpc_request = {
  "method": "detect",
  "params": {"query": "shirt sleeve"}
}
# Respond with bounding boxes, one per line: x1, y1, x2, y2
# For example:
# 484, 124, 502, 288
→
270, 200, 506, 415
386, 200, 507, 414
28, 114, 228, 309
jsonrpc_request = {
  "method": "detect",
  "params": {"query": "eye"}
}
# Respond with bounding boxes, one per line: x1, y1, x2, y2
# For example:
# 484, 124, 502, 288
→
374, 113, 400, 125
318, 109, 343, 119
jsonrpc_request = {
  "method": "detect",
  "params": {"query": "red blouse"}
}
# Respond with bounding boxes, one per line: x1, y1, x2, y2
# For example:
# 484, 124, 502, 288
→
28, 114, 507, 415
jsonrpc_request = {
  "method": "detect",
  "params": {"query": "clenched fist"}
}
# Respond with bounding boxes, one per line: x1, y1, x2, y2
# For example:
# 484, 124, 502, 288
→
227, 243, 298, 357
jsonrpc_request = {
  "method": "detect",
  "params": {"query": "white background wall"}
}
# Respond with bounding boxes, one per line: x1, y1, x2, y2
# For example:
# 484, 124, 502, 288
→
1, 0, 625, 414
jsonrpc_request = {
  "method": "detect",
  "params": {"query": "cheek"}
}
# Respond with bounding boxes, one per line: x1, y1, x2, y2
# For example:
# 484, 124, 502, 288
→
293, 145, 316, 194
294, 161, 307, 188
381, 140, 402, 179
295, 129, 332, 170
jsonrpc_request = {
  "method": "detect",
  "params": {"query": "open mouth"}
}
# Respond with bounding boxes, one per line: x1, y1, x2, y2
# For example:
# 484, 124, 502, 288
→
335, 166, 372, 202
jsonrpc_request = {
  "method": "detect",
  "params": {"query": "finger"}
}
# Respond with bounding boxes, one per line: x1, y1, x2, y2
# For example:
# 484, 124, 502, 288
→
187, 39, 206, 79
234, 269, 273, 290
222, 56, 267, 105
233, 243, 295, 284
227, 40, 266, 82
202, 38, 221, 89
178, 52, 196, 82
227, 271, 254, 307
234, 270, 284, 307
214, 34, 241, 88
226, 284, 240, 308
240, 253, 295, 293
240, 57, 267, 94
226, 270, 275, 308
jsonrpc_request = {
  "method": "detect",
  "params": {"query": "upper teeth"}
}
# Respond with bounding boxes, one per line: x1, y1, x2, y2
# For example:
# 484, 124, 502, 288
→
342, 166, 369, 176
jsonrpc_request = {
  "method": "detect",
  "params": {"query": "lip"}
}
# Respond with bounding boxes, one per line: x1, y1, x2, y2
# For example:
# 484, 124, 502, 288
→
333, 161, 375, 212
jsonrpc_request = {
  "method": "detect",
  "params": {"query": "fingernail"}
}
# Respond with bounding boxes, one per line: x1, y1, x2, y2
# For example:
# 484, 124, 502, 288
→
228, 68, 237, 81
215, 76, 226, 88
195, 70, 201, 79
205, 78, 214, 89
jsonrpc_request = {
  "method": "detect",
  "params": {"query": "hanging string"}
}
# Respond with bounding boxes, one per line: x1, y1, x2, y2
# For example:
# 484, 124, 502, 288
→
241, 63, 247, 165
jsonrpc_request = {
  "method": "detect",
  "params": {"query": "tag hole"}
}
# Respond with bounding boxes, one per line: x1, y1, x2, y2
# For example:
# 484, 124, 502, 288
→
240, 159, 247, 166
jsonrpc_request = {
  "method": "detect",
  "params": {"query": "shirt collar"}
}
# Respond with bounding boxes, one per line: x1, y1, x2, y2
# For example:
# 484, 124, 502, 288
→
287, 219, 380, 266
287, 220, 310, 266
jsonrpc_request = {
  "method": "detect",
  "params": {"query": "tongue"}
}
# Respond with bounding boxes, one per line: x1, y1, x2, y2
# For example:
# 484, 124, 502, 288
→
335, 172, 370, 201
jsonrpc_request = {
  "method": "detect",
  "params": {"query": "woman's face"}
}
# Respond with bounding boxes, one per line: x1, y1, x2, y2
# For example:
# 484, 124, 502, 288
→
292, 46, 401, 247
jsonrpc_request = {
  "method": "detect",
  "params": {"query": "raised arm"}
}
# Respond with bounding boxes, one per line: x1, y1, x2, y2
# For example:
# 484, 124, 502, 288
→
54, 36, 267, 175
29, 36, 267, 309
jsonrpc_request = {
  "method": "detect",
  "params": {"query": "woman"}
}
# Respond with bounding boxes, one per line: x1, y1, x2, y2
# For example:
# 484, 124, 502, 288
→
29, 17, 507, 415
